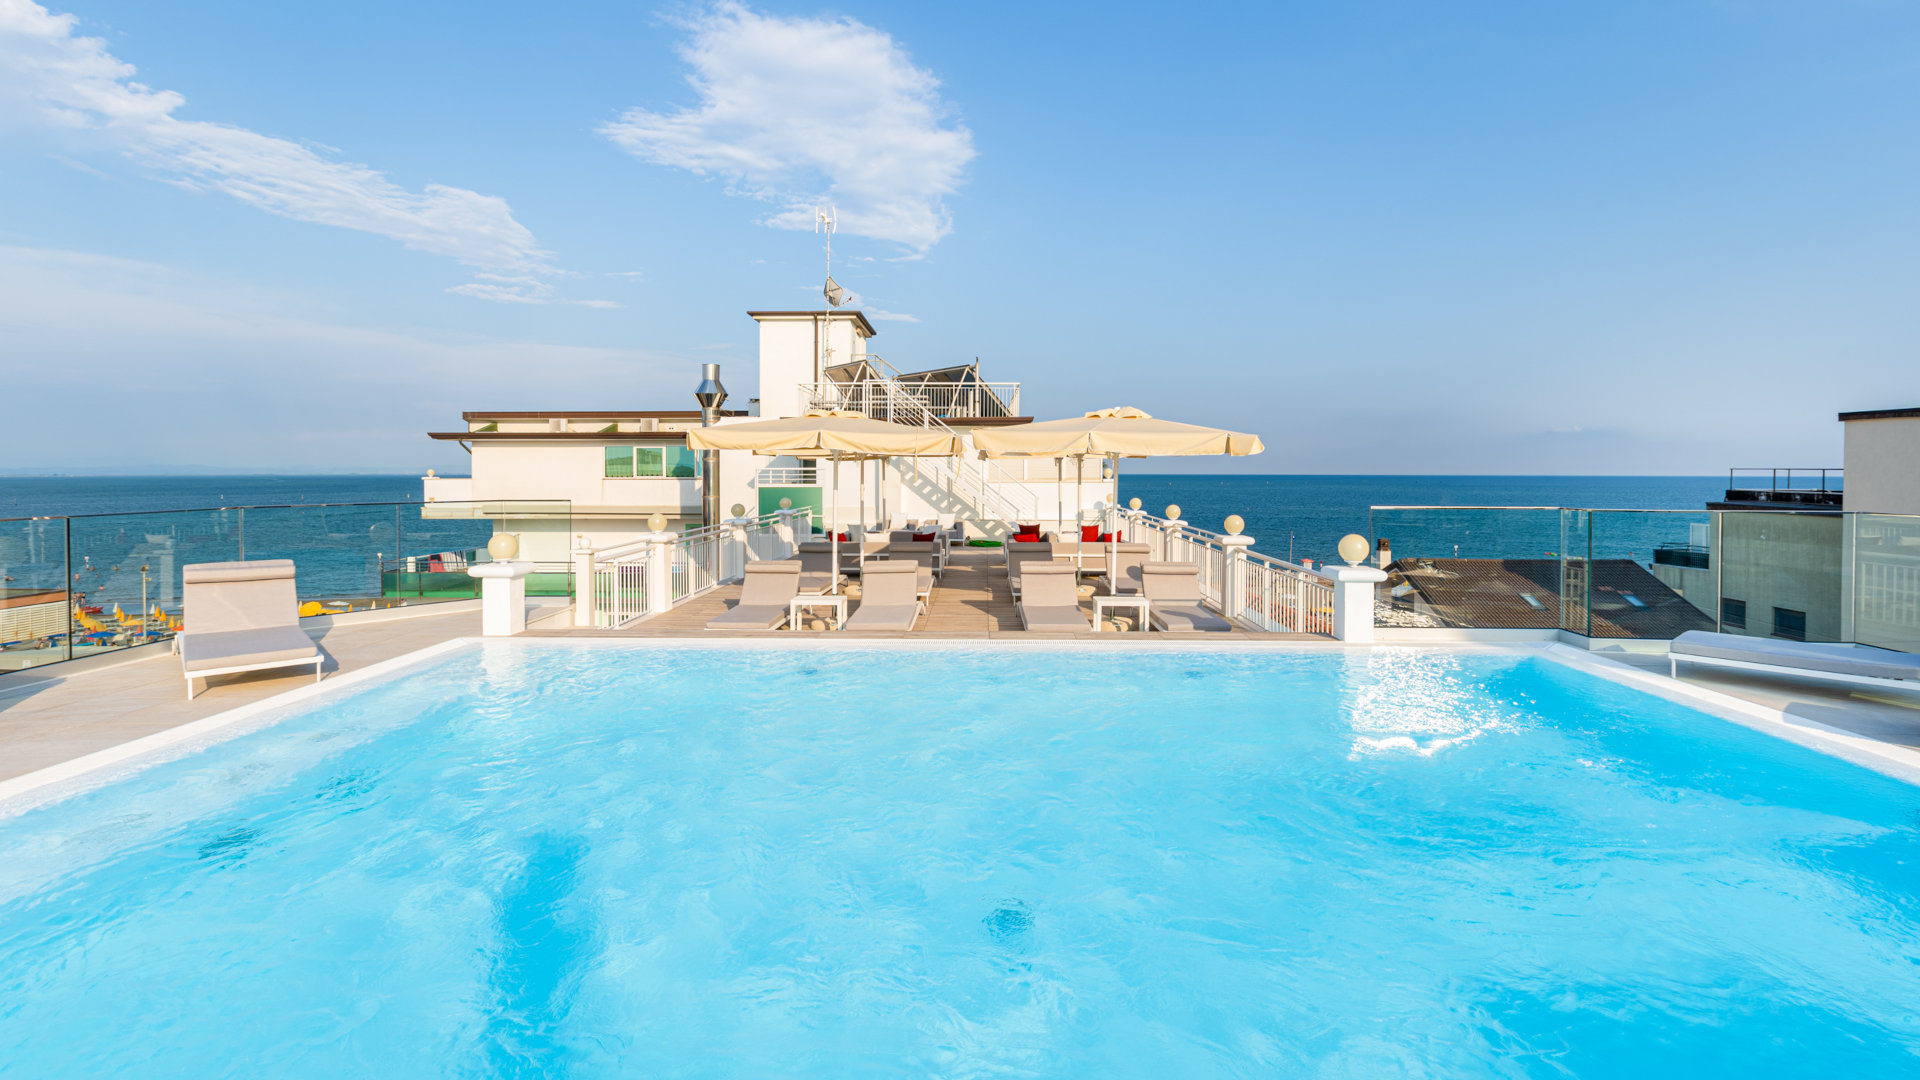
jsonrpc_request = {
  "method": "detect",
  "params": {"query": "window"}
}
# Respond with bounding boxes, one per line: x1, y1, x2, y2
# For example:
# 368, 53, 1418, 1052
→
663, 447, 702, 478
605, 445, 700, 479
1772, 607, 1807, 641
1721, 598, 1747, 630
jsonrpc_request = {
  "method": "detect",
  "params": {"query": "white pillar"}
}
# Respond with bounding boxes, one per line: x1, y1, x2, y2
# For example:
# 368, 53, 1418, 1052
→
1324, 564, 1388, 642
468, 561, 532, 637
646, 531, 676, 615
571, 547, 597, 627
1219, 534, 1253, 621
775, 508, 795, 553
724, 514, 754, 579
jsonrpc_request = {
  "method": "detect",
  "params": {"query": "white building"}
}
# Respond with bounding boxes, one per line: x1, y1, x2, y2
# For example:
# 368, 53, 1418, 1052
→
422, 308, 1117, 561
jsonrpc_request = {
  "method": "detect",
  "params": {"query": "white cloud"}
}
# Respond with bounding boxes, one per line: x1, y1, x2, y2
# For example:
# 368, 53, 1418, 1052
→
0, 1, 563, 299
868, 310, 919, 323
601, 2, 974, 252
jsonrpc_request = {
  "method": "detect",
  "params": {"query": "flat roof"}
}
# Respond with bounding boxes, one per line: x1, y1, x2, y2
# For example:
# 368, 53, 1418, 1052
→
746, 309, 879, 337
1838, 407, 1920, 421
459, 410, 742, 421
428, 431, 694, 442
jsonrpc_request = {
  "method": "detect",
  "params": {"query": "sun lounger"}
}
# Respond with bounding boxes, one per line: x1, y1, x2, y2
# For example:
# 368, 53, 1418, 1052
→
795, 542, 842, 595
1668, 630, 1920, 691
843, 560, 921, 631
1017, 562, 1092, 631
886, 540, 940, 596
1101, 542, 1152, 595
705, 560, 801, 630
1005, 542, 1054, 597
174, 559, 323, 700
1141, 562, 1236, 632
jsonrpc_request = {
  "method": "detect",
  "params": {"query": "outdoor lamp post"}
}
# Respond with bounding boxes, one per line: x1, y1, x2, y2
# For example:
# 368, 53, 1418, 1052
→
693, 363, 728, 527
140, 564, 150, 642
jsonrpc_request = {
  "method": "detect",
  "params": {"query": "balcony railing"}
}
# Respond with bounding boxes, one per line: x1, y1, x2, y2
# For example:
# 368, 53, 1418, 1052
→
1722, 467, 1843, 507
800, 379, 1021, 422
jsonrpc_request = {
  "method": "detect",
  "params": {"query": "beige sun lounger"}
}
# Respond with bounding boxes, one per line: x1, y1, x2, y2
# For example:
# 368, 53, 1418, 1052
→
1669, 630, 1920, 692
173, 559, 323, 700
1142, 562, 1236, 632
1017, 562, 1092, 631
843, 560, 921, 631
1101, 542, 1152, 595
795, 542, 843, 595
887, 541, 939, 596
705, 561, 801, 630
1005, 542, 1054, 598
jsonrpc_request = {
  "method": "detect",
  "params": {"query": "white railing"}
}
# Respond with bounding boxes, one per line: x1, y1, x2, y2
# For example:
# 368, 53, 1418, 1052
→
1104, 507, 1338, 635
577, 509, 810, 629
799, 377, 1041, 524
752, 467, 817, 486
801, 378, 1021, 421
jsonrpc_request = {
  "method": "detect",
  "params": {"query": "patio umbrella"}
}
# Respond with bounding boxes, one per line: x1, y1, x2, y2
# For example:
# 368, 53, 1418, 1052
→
973, 406, 1265, 565
687, 410, 964, 588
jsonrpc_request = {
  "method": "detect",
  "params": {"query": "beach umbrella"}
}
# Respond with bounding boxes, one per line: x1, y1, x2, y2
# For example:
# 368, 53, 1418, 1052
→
686, 410, 964, 590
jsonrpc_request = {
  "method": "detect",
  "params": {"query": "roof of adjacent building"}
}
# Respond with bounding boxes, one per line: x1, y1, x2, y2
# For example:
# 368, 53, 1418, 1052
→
1838, 407, 1920, 421
746, 309, 879, 336
1389, 557, 1716, 639
459, 410, 741, 421
427, 431, 697, 442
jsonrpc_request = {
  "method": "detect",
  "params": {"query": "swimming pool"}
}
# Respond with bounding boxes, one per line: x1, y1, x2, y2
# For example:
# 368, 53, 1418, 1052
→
2, 643, 1918, 1076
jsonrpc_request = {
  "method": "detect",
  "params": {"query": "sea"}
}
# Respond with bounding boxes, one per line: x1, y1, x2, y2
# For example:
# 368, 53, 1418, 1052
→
1, 474, 1726, 566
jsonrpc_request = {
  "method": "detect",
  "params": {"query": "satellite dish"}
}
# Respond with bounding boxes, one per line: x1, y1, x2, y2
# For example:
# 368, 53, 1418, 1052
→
824, 274, 846, 307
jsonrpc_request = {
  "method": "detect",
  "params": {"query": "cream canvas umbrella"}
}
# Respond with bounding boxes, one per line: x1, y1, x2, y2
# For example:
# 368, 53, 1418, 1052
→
973, 406, 1265, 563
687, 410, 965, 587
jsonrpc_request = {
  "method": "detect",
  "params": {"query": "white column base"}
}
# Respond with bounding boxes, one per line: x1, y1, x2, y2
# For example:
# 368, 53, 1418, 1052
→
1322, 563, 1388, 642
469, 561, 533, 637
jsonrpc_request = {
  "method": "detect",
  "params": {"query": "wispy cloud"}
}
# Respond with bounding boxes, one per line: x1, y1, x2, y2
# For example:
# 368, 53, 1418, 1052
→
0, 1, 581, 302
868, 310, 919, 323
601, 2, 974, 252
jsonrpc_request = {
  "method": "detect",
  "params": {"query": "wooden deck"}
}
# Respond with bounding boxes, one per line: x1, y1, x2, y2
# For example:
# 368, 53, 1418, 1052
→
528, 549, 1326, 641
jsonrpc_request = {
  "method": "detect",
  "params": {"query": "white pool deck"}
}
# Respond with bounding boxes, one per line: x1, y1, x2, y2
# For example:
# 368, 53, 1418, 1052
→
5, 593, 1920, 792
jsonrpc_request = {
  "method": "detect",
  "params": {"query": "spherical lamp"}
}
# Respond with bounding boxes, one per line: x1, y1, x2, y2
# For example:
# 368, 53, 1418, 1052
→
730, 502, 746, 518
1338, 533, 1370, 566
778, 497, 792, 510
648, 513, 669, 533
1128, 498, 1142, 511
1223, 515, 1244, 536
1165, 504, 1181, 521
487, 533, 520, 560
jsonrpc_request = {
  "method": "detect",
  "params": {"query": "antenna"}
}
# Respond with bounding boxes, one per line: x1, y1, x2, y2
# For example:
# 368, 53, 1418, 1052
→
816, 207, 845, 307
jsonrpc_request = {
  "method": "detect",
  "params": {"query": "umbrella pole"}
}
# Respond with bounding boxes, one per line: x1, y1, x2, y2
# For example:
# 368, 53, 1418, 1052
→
1056, 458, 1064, 537
832, 454, 841, 593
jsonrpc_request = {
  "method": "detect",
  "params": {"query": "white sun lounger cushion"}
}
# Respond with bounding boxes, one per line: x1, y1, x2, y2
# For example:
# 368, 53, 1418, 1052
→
178, 626, 320, 673
1670, 630, 1920, 681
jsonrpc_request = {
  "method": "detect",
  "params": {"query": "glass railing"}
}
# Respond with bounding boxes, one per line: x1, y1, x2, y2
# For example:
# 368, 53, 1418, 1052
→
0, 500, 569, 674
1369, 506, 1920, 649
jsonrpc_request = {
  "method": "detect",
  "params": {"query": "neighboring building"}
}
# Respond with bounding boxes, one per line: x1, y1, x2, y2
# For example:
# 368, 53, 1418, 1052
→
422, 308, 1117, 561
1389, 557, 1713, 638
1840, 407, 1920, 515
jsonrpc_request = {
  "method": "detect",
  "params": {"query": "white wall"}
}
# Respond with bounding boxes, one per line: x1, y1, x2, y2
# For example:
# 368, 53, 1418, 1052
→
753, 312, 871, 419
1844, 416, 1920, 515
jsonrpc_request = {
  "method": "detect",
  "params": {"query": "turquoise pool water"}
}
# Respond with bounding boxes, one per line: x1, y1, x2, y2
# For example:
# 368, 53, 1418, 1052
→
2, 644, 1918, 1077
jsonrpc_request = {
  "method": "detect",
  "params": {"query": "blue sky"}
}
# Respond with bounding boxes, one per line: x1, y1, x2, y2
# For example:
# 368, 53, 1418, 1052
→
2, 1, 1917, 475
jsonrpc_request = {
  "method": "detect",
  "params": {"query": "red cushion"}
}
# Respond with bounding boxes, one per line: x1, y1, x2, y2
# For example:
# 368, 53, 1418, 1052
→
835, 532, 850, 542
914, 532, 937, 542
1081, 524, 1102, 542
1012, 534, 1043, 543
1098, 532, 1114, 543
1013, 523, 1041, 537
